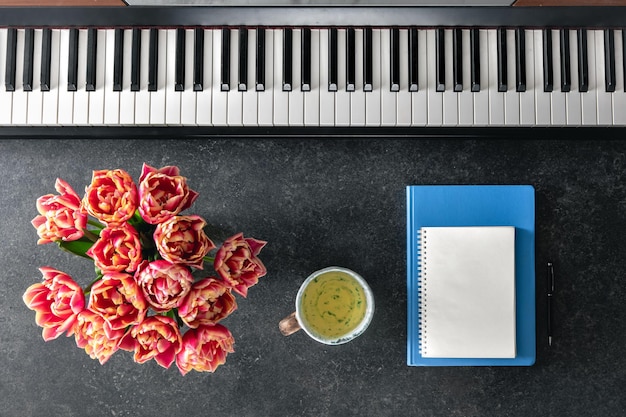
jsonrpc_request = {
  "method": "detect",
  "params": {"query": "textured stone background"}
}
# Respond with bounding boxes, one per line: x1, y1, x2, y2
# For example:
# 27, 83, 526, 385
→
1, 137, 625, 417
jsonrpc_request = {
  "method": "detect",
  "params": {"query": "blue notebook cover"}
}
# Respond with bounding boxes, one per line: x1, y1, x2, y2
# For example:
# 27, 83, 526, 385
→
406, 185, 536, 366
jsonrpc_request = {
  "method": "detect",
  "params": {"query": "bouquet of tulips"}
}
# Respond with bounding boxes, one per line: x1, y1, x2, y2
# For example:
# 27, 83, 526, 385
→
23, 163, 267, 375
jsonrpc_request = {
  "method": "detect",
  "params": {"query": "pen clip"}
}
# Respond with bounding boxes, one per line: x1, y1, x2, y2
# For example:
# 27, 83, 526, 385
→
547, 262, 555, 295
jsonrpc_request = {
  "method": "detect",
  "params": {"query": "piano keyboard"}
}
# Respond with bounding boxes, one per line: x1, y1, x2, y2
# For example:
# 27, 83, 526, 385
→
1, 6, 626, 128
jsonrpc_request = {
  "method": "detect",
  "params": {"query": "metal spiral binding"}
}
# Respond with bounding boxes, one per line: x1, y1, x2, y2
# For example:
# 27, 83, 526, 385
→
417, 228, 428, 356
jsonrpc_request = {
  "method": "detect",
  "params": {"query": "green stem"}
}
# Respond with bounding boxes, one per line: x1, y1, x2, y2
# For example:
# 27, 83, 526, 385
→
203, 256, 215, 263
87, 219, 104, 229
83, 229, 99, 242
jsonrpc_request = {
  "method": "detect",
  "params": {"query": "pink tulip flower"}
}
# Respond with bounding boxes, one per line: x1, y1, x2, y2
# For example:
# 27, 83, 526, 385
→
176, 324, 235, 375
22, 267, 85, 341
83, 169, 138, 226
214, 233, 267, 297
135, 260, 194, 312
138, 163, 198, 224
88, 272, 147, 331
87, 223, 142, 273
74, 309, 126, 364
118, 315, 182, 369
154, 215, 215, 269
31, 178, 87, 244
178, 278, 237, 328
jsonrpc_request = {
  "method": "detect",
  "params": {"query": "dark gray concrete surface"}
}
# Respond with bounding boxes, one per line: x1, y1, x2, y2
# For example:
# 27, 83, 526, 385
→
1, 137, 625, 417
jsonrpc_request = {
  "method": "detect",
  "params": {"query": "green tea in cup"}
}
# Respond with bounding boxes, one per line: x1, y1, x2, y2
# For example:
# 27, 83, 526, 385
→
279, 267, 374, 345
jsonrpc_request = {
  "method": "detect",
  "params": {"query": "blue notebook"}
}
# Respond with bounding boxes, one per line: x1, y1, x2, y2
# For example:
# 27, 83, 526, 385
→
406, 185, 536, 366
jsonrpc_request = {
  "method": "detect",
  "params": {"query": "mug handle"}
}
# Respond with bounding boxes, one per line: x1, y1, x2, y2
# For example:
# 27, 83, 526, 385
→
279, 311, 301, 336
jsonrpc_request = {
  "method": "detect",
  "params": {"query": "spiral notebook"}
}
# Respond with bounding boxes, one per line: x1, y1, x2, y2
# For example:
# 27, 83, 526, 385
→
406, 185, 536, 366
418, 226, 516, 359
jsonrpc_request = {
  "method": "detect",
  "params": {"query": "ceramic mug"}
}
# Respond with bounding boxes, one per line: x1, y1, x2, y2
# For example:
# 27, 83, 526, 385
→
279, 267, 375, 345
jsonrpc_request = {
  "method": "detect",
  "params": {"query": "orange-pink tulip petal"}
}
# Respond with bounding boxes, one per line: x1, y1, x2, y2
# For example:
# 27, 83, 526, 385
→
88, 272, 147, 330
87, 223, 142, 273
83, 169, 138, 226
118, 315, 182, 369
135, 260, 194, 312
74, 309, 126, 364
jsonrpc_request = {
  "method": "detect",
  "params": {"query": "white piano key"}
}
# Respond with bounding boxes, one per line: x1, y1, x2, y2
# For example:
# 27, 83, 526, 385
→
272, 29, 288, 126
12, 29, 28, 125
73, 29, 89, 125
228, 29, 244, 126
613, 30, 626, 125
473, 29, 489, 126
319, 29, 335, 126
426, 29, 442, 126
304, 28, 320, 126
149, 29, 167, 125
581, 30, 598, 125
550, 29, 566, 126
88, 29, 106, 125
504, 29, 520, 126
350, 28, 365, 126
442, 29, 458, 126
534, 30, 550, 126
520, 30, 536, 125
135, 29, 151, 125
380, 29, 396, 126
335, 28, 350, 127
27, 29, 43, 125
242, 28, 257, 126
58, 30, 75, 125
365, 29, 382, 126
595, 29, 612, 125
487, 29, 504, 125
104, 29, 120, 125
165, 29, 181, 125
411, 29, 428, 126
0, 29, 10, 124
458, 29, 474, 126
258, 28, 274, 126
289, 28, 304, 126
566, 29, 582, 126
42, 29, 60, 125
196, 29, 212, 125
212, 28, 227, 126
181, 29, 197, 125
396, 29, 412, 126
119, 29, 135, 125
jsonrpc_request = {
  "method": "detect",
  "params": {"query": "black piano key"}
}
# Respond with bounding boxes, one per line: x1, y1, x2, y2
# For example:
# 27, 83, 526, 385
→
516, 28, 526, 92
453, 28, 462, 92
68, 28, 79, 92
363, 27, 373, 92
328, 28, 338, 92
435, 28, 445, 92
604, 29, 616, 93
112, 28, 123, 92
470, 28, 480, 92
148, 28, 158, 92
193, 28, 204, 92
23, 28, 34, 92
390, 27, 400, 92
86, 28, 97, 92
130, 28, 141, 92
256, 27, 265, 91
542, 29, 553, 93
559, 29, 571, 92
282, 28, 292, 92
577, 29, 588, 93
5, 28, 16, 92
220, 28, 230, 91
408, 28, 418, 92
623, 30, 626, 92
175, 28, 185, 92
497, 28, 507, 92
238, 27, 248, 91
346, 27, 355, 92
301, 28, 311, 92
40, 28, 52, 92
